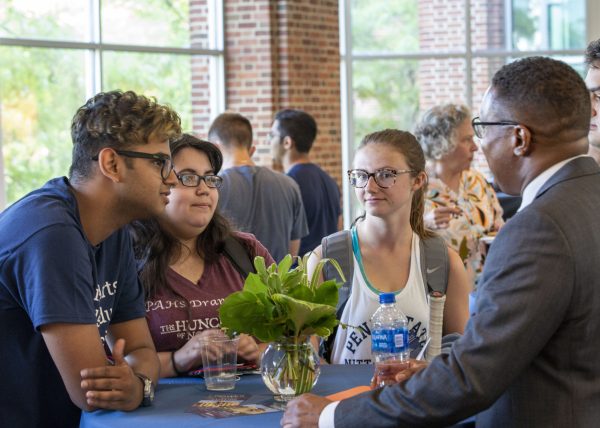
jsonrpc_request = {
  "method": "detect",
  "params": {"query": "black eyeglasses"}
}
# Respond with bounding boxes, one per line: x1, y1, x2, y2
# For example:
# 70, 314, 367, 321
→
472, 117, 519, 139
177, 173, 223, 188
348, 168, 415, 189
92, 150, 173, 180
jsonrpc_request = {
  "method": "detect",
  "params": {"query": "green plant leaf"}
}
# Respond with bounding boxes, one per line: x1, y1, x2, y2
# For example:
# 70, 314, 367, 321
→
286, 283, 315, 303
272, 294, 337, 337
277, 254, 293, 276
254, 256, 268, 283
310, 257, 346, 289
313, 280, 339, 307
281, 269, 304, 291
220, 253, 344, 341
219, 290, 286, 342
243, 272, 269, 294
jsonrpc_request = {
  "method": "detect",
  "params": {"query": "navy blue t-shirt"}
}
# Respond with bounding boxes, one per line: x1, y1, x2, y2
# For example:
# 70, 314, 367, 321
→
0, 177, 145, 428
287, 163, 341, 256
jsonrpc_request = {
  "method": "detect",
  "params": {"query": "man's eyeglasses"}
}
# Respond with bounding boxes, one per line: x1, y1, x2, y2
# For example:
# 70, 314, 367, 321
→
92, 150, 173, 180
472, 117, 519, 139
348, 168, 415, 189
177, 173, 223, 189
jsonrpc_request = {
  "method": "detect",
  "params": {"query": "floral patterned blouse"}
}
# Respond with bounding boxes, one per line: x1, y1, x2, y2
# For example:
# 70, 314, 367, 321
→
425, 168, 504, 283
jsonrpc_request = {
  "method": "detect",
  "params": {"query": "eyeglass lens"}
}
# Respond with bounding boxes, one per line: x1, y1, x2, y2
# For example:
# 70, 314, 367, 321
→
179, 174, 222, 188
349, 170, 396, 188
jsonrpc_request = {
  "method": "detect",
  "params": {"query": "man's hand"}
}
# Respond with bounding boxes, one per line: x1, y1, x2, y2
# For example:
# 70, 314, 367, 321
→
370, 359, 429, 388
80, 338, 143, 411
280, 393, 332, 428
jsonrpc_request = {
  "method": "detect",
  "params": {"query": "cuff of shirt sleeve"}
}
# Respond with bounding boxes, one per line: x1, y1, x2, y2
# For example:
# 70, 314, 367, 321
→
318, 401, 339, 428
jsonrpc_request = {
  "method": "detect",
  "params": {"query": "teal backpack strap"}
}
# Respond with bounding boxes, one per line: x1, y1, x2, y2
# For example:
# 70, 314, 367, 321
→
321, 230, 353, 312
223, 235, 256, 280
420, 235, 450, 295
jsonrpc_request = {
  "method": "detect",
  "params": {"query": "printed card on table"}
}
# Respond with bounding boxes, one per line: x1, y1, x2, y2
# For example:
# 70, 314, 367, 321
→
187, 393, 281, 419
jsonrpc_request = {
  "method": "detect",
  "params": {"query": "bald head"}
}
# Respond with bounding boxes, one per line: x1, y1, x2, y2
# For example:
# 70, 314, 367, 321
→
491, 56, 590, 141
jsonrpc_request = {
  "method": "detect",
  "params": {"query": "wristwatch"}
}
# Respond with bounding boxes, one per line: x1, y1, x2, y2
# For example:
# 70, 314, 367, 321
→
135, 373, 155, 407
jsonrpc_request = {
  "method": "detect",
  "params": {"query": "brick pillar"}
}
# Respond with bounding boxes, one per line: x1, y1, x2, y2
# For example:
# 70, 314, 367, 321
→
223, 0, 342, 184
418, 0, 467, 110
190, 0, 212, 133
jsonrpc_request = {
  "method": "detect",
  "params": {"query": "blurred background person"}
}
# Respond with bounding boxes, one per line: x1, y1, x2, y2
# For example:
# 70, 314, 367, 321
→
131, 134, 274, 377
414, 103, 504, 285
208, 113, 308, 262
269, 109, 342, 257
585, 38, 600, 164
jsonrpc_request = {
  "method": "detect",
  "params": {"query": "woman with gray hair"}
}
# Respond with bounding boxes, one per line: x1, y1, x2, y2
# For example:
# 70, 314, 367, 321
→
414, 103, 503, 284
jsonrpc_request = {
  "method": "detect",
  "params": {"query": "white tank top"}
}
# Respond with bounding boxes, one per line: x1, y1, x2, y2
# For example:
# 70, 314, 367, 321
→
331, 228, 430, 365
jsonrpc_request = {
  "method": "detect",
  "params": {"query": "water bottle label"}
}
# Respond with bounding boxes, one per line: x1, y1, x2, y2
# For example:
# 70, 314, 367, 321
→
372, 328, 408, 353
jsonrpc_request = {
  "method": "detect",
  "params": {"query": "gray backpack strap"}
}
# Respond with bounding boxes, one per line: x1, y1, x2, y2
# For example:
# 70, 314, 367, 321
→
420, 235, 450, 295
321, 230, 353, 312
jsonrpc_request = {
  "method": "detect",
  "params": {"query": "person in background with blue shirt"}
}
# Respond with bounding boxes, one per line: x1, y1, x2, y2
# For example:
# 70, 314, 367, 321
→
0, 90, 181, 428
269, 109, 342, 257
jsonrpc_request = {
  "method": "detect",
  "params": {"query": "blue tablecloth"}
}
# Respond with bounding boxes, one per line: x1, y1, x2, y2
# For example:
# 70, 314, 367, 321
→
80, 364, 373, 428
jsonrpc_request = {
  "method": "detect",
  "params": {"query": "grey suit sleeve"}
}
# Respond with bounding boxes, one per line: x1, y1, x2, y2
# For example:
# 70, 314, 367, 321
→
335, 209, 574, 427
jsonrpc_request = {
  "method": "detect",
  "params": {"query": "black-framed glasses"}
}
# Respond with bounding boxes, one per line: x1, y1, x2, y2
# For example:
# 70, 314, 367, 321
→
472, 117, 519, 139
92, 150, 173, 180
348, 168, 415, 189
177, 173, 223, 189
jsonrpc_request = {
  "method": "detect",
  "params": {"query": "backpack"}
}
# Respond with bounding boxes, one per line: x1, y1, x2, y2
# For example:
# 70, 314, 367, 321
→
223, 235, 256, 279
320, 230, 449, 362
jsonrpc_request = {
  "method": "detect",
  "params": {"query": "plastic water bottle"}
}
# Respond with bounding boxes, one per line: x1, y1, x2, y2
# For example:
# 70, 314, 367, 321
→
371, 292, 409, 387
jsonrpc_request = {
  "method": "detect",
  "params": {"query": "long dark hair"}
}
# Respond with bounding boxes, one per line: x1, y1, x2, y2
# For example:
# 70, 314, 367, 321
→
130, 133, 234, 298
353, 129, 433, 240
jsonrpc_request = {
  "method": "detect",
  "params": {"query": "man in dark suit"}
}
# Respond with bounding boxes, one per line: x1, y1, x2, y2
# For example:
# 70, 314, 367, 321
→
281, 56, 600, 427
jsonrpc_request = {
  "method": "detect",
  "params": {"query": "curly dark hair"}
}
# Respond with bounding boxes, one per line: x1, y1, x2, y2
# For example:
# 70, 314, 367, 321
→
491, 56, 590, 138
353, 129, 433, 240
130, 133, 237, 298
274, 109, 318, 153
585, 38, 600, 67
69, 90, 181, 182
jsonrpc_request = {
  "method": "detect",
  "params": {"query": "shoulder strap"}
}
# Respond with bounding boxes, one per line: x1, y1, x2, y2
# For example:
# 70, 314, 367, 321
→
320, 230, 353, 363
223, 235, 256, 280
420, 235, 449, 295
321, 230, 353, 312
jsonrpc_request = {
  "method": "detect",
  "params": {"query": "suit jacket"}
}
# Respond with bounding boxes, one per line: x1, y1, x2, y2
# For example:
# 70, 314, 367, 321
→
335, 157, 600, 427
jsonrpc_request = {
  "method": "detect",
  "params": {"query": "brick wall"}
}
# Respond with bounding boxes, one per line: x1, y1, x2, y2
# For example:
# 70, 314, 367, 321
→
417, 0, 506, 178
190, 0, 212, 134
189, 0, 342, 185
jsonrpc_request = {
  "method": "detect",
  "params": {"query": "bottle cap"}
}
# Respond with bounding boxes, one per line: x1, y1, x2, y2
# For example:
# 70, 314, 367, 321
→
379, 292, 396, 304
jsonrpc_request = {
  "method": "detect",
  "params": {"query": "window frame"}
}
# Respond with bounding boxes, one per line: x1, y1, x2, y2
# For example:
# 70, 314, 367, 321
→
0, 0, 225, 210
339, 0, 598, 227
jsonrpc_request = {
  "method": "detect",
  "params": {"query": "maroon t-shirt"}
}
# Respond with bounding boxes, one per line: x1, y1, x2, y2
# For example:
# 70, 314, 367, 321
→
145, 232, 274, 352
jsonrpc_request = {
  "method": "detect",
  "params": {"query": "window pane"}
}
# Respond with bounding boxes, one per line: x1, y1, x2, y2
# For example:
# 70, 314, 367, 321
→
351, 0, 467, 54
515, 0, 586, 50
0, 0, 90, 41
102, 51, 194, 130
351, 0, 418, 53
353, 58, 466, 145
0, 47, 86, 205
102, 0, 210, 48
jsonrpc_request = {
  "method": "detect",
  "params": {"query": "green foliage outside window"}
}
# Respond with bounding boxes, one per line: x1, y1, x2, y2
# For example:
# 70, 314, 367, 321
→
0, 0, 199, 207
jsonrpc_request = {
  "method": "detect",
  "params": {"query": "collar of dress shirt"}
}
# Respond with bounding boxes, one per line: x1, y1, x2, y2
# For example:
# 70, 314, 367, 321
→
517, 154, 589, 212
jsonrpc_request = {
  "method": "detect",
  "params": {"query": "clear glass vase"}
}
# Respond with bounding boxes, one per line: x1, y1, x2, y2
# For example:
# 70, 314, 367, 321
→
260, 337, 321, 402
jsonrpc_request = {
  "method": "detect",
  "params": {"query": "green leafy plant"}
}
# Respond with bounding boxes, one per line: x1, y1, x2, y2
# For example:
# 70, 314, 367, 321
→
219, 253, 345, 400
219, 253, 345, 342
